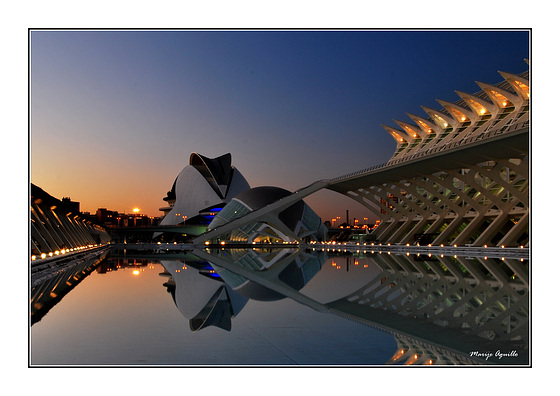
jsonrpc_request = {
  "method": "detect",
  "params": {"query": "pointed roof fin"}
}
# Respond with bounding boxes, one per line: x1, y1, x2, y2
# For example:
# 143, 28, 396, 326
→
190, 153, 233, 199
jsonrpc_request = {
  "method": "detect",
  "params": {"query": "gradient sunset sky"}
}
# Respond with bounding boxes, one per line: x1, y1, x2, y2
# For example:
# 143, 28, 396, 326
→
30, 29, 529, 221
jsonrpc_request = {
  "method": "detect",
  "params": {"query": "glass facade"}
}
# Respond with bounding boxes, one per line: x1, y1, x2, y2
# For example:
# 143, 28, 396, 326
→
208, 199, 251, 229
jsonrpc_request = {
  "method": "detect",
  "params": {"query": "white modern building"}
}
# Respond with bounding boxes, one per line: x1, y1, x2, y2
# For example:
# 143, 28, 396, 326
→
207, 186, 328, 243
159, 153, 251, 227
328, 64, 530, 247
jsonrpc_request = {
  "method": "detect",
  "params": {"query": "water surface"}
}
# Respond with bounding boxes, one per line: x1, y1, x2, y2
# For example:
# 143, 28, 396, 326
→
30, 247, 529, 366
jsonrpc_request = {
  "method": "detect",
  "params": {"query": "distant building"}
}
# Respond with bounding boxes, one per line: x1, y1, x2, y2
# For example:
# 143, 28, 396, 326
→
87, 208, 159, 228
61, 197, 80, 214
95, 208, 119, 226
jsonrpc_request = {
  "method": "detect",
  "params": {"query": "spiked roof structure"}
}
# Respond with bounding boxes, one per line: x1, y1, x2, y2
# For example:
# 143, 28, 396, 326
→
383, 60, 529, 164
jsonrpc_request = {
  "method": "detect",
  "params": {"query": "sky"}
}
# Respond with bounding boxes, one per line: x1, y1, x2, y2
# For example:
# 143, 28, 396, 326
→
30, 29, 530, 221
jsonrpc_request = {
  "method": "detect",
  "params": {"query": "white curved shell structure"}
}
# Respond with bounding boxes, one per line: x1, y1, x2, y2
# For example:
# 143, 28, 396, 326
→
159, 153, 250, 226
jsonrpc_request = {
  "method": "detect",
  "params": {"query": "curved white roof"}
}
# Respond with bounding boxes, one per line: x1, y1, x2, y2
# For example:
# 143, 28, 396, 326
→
159, 153, 250, 226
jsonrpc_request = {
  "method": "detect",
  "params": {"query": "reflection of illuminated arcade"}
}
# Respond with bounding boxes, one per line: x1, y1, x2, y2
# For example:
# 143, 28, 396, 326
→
327, 253, 528, 365
388, 334, 479, 365
194, 247, 528, 365
31, 249, 109, 325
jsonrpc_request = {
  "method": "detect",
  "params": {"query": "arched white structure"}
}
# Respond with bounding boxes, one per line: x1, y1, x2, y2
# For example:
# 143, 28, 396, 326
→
329, 63, 530, 247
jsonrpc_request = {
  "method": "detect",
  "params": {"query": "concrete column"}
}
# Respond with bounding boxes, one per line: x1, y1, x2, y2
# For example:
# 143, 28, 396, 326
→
498, 211, 529, 247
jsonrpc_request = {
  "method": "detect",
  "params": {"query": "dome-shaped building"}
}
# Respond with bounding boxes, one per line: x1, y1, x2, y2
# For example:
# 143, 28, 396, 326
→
207, 186, 327, 243
159, 153, 250, 228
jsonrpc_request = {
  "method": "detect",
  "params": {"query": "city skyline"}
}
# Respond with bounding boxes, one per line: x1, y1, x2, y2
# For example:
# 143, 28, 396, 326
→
30, 29, 530, 221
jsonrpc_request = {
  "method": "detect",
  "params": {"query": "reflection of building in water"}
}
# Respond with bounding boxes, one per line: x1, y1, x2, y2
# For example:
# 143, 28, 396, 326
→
195, 247, 528, 365
388, 334, 480, 365
328, 253, 528, 365
31, 250, 109, 325
96, 257, 151, 274
210, 249, 324, 301
159, 259, 248, 332
207, 186, 327, 244
160, 249, 325, 331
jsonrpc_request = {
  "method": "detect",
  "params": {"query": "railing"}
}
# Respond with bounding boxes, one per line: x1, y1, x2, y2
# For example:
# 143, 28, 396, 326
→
328, 162, 389, 183
311, 241, 529, 259
387, 118, 529, 166
329, 118, 529, 184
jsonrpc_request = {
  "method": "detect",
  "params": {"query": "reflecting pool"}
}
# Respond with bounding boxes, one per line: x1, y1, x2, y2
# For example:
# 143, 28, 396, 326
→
30, 247, 529, 366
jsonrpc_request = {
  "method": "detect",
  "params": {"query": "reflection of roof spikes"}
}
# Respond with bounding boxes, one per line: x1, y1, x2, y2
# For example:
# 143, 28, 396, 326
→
420, 106, 456, 129
455, 91, 498, 117
436, 99, 476, 123
498, 71, 530, 99
189, 286, 233, 332
406, 113, 439, 135
381, 124, 411, 143
393, 120, 425, 139
475, 81, 522, 107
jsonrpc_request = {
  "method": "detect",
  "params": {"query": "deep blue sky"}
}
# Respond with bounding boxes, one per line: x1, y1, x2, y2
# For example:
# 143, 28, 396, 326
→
30, 29, 529, 220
